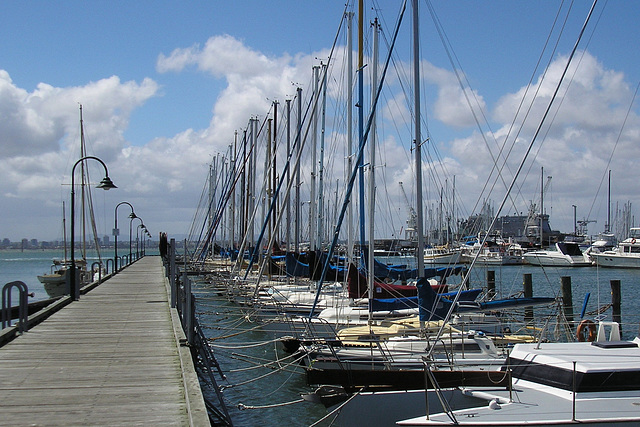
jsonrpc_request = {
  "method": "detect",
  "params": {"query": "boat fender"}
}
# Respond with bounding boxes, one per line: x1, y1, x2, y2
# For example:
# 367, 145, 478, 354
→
488, 399, 501, 410
576, 319, 597, 342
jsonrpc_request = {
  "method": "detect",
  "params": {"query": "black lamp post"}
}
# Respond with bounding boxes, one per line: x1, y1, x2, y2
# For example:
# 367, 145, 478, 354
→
143, 230, 151, 256
114, 202, 135, 272
70, 156, 116, 301
130, 216, 142, 261
136, 223, 145, 259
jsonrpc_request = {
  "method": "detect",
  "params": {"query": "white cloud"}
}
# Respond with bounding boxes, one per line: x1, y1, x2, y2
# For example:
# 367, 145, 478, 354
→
2, 33, 639, 242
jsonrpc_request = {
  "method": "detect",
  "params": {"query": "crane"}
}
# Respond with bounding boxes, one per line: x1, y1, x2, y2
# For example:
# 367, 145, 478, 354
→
399, 182, 417, 241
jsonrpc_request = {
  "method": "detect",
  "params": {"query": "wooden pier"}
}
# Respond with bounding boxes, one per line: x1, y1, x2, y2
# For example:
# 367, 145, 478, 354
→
0, 256, 210, 426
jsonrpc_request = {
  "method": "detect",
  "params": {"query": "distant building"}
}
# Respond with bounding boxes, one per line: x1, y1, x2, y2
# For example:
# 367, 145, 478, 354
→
458, 203, 564, 248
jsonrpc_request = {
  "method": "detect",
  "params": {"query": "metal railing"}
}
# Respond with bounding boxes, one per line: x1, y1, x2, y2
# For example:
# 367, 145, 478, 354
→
2, 281, 30, 333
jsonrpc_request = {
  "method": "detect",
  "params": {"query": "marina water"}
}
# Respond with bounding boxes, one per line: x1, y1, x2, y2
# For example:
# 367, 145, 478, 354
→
4, 250, 640, 425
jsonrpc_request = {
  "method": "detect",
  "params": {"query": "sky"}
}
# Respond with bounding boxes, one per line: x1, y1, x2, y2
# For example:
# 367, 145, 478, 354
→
2, 1, 640, 244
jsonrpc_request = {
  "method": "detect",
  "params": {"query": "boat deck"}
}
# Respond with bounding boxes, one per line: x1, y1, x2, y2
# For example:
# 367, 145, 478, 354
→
0, 256, 209, 426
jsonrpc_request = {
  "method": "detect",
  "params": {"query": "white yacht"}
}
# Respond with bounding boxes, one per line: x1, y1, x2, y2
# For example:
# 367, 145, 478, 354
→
424, 246, 462, 265
523, 242, 592, 266
591, 228, 640, 268
398, 322, 640, 426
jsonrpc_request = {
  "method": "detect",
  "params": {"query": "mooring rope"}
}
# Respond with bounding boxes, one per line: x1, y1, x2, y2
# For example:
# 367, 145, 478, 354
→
209, 336, 282, 349
237, 398, 305, 410
220, 351, 308, 390
207, 321, 266, 341
227, 352, 301, 374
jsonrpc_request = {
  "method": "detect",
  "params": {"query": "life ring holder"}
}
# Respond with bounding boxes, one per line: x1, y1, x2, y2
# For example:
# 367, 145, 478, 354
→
576, 319, 597, 342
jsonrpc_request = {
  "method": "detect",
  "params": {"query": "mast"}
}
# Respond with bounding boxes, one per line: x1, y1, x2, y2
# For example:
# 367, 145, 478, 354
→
79, 105, 87, 262
272, 101, 278, 245
285, 98, 292, 255
357, 0, 366, 255
249, 117, 257, 248
295, 87, 302, 252
412, 0, 425, 277
606, 170, 611, 233
266, 117, 272, 263
317, 63, 327, 250
240, 129, 247, 243
209, 160, 216, 255
540, 166, 544, 246
346, 10, 354, 264
368, 17, 380, 322
62, 201, 67, 262
310, 65, 319, 251
231, 132, 237, 251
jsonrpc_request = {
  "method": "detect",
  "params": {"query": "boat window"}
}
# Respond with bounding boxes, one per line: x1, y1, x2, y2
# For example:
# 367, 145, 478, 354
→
507, 357, 640, 392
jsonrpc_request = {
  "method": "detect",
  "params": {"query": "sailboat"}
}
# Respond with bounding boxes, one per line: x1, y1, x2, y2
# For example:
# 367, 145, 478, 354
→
37, 105, 106, 297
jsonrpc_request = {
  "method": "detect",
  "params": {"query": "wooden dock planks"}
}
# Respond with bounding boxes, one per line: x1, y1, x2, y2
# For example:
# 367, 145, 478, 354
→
0, 256, 209, 426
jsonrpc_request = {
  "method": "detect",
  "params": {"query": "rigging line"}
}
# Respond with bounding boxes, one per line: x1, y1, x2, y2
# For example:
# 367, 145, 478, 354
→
247, 48, 345, 287
424, 0, 517, 216
426, 0, 557, 218
507, 0, 572, 203
241, 3, 349, 281
310, 0, 408, 318
585, 80, 639, 222
308, 387, 365, 427
428, 0, 600, 353
514, 1, 581, 199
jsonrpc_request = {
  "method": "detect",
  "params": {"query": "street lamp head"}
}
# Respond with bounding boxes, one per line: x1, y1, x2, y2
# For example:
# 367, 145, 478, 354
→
128, 212, 137, 219
97, 176, 117, 190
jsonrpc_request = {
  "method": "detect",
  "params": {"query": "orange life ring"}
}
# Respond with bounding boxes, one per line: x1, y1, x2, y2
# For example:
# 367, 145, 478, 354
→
576, 319, 597, 342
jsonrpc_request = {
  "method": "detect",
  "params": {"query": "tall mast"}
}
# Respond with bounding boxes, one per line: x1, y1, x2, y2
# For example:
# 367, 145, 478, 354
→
317, 63, 327, 250
295, 87, 302, 252
412, 0, 425, 276
272, 101, 278, 245
285, 98, 292, 254
346, 10, 354, 263
230, 132, 237, 251
249, 117, 257, 247
357, 0, 366, 254
310, 65, 319, 251
79, 105, 87, 261
368, 17, 380, 321
240, 129, 247, 242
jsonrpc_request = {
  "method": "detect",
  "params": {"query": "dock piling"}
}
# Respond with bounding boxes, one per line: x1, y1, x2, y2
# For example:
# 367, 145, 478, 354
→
611, 279, 621, 331
523, 273, 533, 323
561, 276, 574, 323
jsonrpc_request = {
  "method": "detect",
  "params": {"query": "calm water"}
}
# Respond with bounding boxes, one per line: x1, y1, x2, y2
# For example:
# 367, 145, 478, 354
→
0, 248, 157, 301
191, 262, 640, 426
4, 252, 640, 425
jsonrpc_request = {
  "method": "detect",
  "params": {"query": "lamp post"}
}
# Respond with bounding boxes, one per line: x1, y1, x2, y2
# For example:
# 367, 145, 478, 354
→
114, 202, 135, 272
136, 223, 146, 259
130, 216, 143, 261
144, 230, 151, 256
70, 156, 116, 300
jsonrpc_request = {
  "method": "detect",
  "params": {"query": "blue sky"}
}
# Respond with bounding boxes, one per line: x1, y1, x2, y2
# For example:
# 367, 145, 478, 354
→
2, 1, 640, 244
